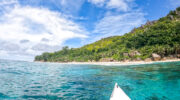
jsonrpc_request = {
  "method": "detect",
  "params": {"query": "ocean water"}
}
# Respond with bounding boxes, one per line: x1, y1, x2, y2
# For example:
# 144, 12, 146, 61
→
0, 60, 180, 100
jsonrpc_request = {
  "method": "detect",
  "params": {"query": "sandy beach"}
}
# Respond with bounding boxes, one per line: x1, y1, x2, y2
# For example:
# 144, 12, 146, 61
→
39, 59, 180, 66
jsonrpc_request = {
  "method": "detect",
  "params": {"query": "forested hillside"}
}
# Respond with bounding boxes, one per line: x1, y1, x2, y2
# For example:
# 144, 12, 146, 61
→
35, 7, 180, 62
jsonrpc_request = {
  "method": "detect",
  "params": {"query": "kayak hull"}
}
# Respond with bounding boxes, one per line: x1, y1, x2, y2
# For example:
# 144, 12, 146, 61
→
110, 83, 131, 100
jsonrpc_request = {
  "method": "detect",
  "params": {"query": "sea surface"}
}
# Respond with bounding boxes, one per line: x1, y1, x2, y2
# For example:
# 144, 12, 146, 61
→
0, 60, 180, 100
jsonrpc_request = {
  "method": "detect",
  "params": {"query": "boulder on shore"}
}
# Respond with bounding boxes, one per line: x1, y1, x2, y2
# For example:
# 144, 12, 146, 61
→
123, 59, 130, 62
161, 57, 168, 61
152, 53, 161, 61
133, 58, 142, 61
176, 54, 180, 58
144, 58, 152, 62
168, 55, 175, 59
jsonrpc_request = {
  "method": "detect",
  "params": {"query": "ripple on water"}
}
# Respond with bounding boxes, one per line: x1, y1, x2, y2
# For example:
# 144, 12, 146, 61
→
0, 60, 180, 100
21, 95, 62, 99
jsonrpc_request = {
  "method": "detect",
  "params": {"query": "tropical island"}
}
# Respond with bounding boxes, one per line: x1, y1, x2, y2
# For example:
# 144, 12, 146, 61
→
35, 7, 180, 64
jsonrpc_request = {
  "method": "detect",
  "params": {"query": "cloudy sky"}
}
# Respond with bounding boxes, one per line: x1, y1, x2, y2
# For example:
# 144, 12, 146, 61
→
0, 0, 179, 61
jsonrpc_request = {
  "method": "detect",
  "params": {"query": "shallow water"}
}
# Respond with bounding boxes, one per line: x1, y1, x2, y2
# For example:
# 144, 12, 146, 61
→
0, 60, 180, 100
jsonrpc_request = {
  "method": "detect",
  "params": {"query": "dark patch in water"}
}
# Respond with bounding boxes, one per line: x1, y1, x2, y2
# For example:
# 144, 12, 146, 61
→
136, 80, 144, 85
0, 93, 9, 98
76, 87, 86, 91
63, 93, 74, 97
0, 69, 22, 75
167, 74, 180, 80
30, 86, 42, 88
146, 96, 160, 100
60, 85, 71, 90
121, 85, 133, 93
33, 82, 40, 84
24, 90, 29, 92
146, 95, 169, 100
51, 88, 62, 93
22, 95, 62, 99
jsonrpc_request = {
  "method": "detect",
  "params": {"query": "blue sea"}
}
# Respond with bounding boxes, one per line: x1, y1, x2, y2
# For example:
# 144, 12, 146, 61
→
0, 60, 180, 100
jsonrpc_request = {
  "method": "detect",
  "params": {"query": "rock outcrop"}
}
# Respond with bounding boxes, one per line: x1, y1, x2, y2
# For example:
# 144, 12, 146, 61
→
161, 57, 167, 61
152, 53, 161, 61
134, 58, 142, 61
169, 15, 174, 20
145, 58, 152, 62
176, 54, 180, 58
176, 10, 180, 16
129, 51, 141, 57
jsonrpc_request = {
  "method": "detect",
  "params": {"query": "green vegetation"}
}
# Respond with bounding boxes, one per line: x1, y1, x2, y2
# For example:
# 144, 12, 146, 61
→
35, 7, 180, 62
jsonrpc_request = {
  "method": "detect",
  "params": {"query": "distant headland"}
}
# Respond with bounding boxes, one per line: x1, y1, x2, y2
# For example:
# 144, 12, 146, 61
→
35, 7, 180, 64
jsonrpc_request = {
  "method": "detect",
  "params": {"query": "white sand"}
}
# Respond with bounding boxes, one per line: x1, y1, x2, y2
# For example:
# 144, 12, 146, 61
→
50, 59, 180, 66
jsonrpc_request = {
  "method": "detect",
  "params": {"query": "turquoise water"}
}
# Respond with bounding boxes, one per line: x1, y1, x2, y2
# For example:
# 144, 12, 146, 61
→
0, 60, 180, 100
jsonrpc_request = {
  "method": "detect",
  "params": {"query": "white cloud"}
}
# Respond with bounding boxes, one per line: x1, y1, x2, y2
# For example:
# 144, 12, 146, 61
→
0, 0, 145, 61
88, 0, 106, 6
106, 0, 131, 11
0, 4, 88, 61
56, 0, 85, 14
88, 0, 134, 11
0, 0, 17, 5
93, 11, 146, 40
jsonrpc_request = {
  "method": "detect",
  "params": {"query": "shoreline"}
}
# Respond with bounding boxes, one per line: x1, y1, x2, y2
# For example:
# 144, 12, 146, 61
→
36, 59, 180, 66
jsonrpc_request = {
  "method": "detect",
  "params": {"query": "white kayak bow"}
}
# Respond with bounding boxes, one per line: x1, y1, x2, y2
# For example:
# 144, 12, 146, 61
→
110, 83, 131, 100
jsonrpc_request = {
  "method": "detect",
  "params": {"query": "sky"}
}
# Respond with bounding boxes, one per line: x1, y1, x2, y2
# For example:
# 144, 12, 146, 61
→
0, 0, 179, 61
